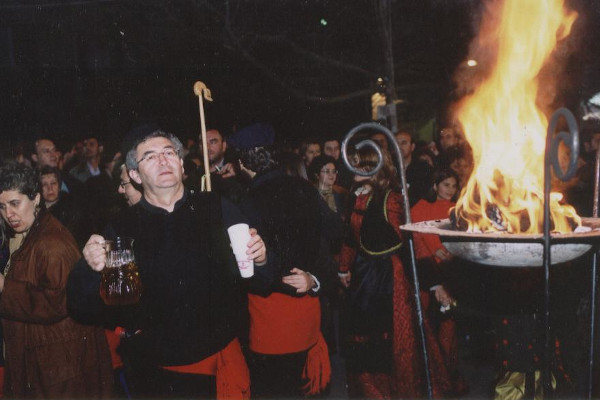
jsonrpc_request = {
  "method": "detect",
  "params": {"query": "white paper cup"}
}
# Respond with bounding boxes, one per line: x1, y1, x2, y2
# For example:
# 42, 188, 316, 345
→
227, 223, 254, 278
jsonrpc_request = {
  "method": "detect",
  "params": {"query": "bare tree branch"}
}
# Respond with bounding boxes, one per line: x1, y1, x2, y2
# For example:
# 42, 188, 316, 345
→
220, 0, 375, 103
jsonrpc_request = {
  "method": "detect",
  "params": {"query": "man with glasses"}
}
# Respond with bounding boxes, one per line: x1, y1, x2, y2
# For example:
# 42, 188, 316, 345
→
68, 130, 267, 399
117, 163, 142, 207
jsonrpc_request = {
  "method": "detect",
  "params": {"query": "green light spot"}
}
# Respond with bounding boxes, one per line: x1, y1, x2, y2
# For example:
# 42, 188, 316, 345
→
320, 19, 327, 26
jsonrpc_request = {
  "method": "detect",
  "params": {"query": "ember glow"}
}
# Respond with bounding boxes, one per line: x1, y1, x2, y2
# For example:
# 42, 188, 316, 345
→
453, 0, 580, 234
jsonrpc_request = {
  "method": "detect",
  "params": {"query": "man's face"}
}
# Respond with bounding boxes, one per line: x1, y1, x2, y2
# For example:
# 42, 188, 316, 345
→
440, 128, 460, 151
34, 139, 58, 168
83, 138, 101, 160
323, 140, 340, 160
395, 132, 415, 160
130, 137, 184, 193
303, 144, 321, 166
203, 130, 227, 165
450, 158, 473, 183
118, 167, 142, 207
41, 174, 60, 204
371, 133, 388, 150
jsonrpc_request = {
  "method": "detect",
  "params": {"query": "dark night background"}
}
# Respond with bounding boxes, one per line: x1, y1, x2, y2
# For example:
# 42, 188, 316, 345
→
0, 0, 599, 155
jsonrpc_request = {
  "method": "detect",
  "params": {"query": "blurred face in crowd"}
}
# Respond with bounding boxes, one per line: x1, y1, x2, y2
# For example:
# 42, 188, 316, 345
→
394, 132, 415, 161
323, 140, 340, 161
303, 144, 321, 166
203, 129, 227, 166
83, 138, 102, 161
0, 190, 40, 234
450, 157, 473, 187
435, 176, 458, 201
440, 128, 462, 152
130, 137, 184, 194
318, 162, 337, 189
118, 166, 142, 207
33, 139, 59, 168
371, 133, 388, 151
41, 173, 60, 205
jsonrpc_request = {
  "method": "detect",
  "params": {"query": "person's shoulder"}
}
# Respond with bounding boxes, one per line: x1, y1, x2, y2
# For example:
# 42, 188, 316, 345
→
34, 213, 80, 254
69, 163, 85, 174
386, 189, 404, 201
411, 198, 429, 211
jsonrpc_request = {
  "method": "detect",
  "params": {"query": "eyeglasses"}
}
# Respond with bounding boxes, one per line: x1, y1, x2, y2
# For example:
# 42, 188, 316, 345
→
136, 148, 180, 164
320, 169, 338, 175
119, 181, 131, 189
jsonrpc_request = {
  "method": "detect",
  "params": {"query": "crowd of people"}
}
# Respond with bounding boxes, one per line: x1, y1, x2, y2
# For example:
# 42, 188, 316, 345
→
0, 118, 597, 399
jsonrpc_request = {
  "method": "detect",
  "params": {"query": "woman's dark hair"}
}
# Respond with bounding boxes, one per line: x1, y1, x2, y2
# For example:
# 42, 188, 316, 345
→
276, 151, 307, 180
0, 161, 40, 200
239, 146, 278, 175
38, 165, 62, 186
307, 154, 337, 183
352, 145, 401, 194
425, 167, 460, 203
439, 143, 473, 169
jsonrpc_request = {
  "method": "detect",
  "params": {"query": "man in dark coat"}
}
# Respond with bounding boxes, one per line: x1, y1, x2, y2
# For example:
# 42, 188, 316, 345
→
67, 130, 268, 399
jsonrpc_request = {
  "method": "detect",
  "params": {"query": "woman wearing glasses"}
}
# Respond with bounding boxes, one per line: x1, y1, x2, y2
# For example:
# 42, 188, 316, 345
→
307, 155, 347, 218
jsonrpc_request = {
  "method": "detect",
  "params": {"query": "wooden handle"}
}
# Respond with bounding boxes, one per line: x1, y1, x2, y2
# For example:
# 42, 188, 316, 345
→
193, 81, 213, 102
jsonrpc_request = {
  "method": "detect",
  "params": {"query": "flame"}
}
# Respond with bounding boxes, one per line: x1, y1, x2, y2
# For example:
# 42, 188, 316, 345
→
453, 0, 580, 234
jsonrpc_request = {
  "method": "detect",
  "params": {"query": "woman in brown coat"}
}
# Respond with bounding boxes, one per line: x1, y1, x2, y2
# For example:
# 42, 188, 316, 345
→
0, 162, 113, 398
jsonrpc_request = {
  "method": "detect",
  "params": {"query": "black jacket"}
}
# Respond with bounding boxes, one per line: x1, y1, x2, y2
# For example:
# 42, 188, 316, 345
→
239, 170, 344, 298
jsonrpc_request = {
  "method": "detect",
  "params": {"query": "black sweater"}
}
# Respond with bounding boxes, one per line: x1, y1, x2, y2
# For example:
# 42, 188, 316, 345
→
67, 189, 246, 366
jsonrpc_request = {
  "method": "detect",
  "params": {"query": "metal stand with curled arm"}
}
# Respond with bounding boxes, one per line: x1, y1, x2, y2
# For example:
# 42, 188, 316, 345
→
340, 122, 434, 399
341, 109, 598, 399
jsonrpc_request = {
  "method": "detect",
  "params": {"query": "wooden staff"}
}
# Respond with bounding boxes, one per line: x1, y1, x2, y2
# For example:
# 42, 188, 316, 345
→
193, 81, 213, 191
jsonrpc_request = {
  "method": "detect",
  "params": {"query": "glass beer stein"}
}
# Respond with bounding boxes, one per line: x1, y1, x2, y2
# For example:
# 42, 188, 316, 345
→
99, 237, 142, 305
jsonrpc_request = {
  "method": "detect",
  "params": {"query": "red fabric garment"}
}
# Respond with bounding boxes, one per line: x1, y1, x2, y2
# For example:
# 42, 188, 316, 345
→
410, 199, 455, 262
105, 329, 123, 370
412, 199, 469, 395
162, 339, 250, 400
248, 293, 321, 354
248, 292, 330, 395
340, 192, 451, 398
301, 334, 331, 395
248, 292, 320, 355
347, 372, 392, 399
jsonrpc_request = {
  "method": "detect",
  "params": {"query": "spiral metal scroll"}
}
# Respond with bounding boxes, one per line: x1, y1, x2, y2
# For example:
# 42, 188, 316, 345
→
543, 107, 581, 396
341, 122, 433, 398
341, 122, 411, 222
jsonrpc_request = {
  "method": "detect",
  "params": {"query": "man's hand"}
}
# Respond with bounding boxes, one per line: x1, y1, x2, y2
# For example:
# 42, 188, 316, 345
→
83, 234, 107, 271
339, 271, 351, 288
433, 285, 453, 307
247, 228, 266, 265
282, 268, 315, 293
434, 247, 452, 261
216, 162, 236, 179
